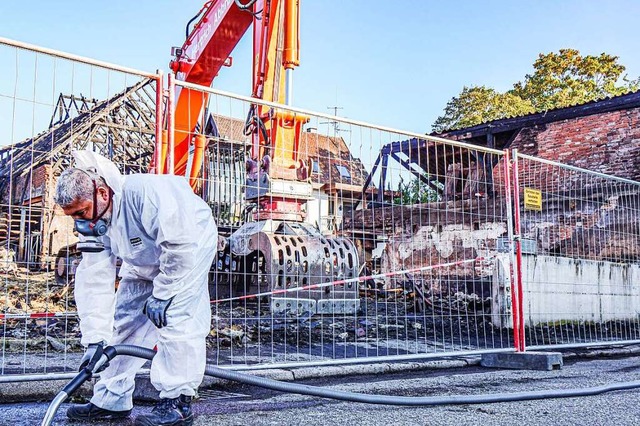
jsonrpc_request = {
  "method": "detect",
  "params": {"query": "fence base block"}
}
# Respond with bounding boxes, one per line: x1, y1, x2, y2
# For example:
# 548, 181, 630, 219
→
481, 352, 563, 371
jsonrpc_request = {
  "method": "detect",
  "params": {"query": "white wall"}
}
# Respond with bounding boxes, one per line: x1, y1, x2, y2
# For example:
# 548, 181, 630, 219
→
521, 255, 640, 325
304, 190, 331, 234
304, 190, 358, 235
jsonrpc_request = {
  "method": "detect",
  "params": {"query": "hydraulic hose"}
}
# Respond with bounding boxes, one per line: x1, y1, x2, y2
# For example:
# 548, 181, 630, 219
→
43, 344, 640, 425
234, 0, 262, 17
235, 0, 258, 10
41, 346, 114, 426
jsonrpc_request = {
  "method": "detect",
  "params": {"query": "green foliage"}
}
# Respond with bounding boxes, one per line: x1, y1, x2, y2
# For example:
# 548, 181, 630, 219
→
432, 86, 535, 133
511, 49, 639, 110
394, 177, 440, 205
432, 49, 640, 132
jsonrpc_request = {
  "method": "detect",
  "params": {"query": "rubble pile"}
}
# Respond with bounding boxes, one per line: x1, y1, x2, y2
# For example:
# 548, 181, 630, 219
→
205, 290, 507, 364
1, 270, 72, 313
1, 269, 81, 352
2, 269, 639, 362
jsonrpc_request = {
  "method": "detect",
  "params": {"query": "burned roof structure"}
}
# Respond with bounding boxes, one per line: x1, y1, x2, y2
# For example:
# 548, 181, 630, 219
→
359, 90, 640, 206
0, 78, 157, 202
0, 78, 158, 268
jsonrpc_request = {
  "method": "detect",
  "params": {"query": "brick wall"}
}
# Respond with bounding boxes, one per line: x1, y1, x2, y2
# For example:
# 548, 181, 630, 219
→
510, 107, 640, 181
437, 106, 640, 263
1, 164, 52, 206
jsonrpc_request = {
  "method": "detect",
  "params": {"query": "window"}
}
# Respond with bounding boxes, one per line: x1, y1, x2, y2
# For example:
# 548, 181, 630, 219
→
335, 164, 351, 179
312, 160, 320, 174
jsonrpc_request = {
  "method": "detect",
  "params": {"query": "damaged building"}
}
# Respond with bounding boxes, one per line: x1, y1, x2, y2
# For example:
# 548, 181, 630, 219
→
0, 80, 157, 274
437, 89, 640, 263
343, 90, 640, 316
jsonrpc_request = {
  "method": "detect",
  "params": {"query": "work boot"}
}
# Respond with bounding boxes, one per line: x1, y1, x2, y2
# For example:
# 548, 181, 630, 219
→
134, 395, 194, 426
66, 402, 132, 421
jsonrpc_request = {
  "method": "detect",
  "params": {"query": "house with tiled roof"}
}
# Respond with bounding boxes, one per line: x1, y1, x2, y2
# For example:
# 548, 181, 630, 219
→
297, 131, 369, 234
206, 114, 369, 235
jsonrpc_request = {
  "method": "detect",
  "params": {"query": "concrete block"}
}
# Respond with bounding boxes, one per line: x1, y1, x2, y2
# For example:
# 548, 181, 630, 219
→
481, 351, 563, 371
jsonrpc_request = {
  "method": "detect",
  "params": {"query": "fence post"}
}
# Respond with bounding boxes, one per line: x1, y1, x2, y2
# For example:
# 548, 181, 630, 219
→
167, 72, 176, 175
510, 149, 526, 352
503, 149, 521, 351
154, 70, 164, 174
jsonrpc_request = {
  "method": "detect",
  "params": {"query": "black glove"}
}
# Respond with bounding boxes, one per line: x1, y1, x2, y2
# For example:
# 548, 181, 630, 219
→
79, 342, 108, 373
143, 295, 174, 329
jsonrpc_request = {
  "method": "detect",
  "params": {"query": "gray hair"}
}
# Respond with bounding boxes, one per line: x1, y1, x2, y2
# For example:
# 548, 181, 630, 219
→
54, 168, 106, 207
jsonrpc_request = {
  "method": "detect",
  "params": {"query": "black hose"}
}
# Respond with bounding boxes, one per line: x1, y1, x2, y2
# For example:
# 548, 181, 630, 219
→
243, 105, 270, 146
41, 347, 118, 426
234, 0, 263, 19
185, 2, 212, 40
43, 344, 640, 425
112, 345, 640, 406
60, 369, 92, 397
235, 0, 258, 10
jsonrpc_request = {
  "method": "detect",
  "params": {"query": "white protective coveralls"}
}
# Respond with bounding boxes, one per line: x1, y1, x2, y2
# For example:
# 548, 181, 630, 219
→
72, 150, 217, 411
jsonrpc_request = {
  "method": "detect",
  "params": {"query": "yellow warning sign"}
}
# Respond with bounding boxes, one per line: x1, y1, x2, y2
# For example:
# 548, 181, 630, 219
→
524, 187, 542, 211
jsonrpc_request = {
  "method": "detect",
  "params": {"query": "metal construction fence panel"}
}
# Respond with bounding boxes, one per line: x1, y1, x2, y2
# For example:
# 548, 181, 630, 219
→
0, 37, 160, 378
5, 36, 640, 384
175, 80, 515, 368
0, 36, 568, 382
512, 151, 640, 350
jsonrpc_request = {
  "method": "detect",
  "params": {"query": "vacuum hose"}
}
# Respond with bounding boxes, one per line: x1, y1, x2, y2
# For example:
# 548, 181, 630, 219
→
42, 344, 640, 425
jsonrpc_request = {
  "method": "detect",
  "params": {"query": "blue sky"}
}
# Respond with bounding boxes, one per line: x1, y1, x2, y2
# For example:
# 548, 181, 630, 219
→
1, 0, 639, 134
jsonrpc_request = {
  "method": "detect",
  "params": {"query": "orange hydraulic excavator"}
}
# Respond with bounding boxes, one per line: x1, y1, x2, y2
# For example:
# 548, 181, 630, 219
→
158, 0, 310, 220
158, 0, 360, 315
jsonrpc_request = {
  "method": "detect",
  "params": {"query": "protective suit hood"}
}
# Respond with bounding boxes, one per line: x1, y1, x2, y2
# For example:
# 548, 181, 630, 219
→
71, 150, 124, 195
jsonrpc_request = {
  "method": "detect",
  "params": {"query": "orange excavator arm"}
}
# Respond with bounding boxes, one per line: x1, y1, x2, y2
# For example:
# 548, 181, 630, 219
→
250, 0, 306, 179
159, 0, 304, 191
163, 1, 360, 316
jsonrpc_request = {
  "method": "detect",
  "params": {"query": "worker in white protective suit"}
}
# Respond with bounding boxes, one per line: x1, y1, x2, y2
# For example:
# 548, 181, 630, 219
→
54, 150, 217, 426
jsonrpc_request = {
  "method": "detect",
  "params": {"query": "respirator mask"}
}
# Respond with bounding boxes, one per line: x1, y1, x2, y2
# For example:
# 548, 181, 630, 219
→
74, 171, 112, 253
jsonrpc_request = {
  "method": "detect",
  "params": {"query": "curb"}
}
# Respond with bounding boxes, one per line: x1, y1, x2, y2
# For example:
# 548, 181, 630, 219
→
132, 357, 480, 401
0, 377, 96, 404
0, 357, 480, 404
2, 345, 639, 404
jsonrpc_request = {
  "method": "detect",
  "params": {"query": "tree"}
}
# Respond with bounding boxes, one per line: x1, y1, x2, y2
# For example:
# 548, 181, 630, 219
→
432, 86, 535, 133
511, 49, 640, 110
432, 49, 640, 132
394, 177, 440, 205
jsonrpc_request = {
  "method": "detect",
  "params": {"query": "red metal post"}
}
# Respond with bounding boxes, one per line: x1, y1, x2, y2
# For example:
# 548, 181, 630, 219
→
154, 70, 164, 174
167, 72, 176, 175
503, 149, 521, 352
511, 149, 526, 352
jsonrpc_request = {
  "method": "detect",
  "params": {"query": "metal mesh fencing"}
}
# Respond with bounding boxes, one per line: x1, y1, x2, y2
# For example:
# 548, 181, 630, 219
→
176, 81, 516, 368
3, 37, 640, 386
512, 151, 640, 349
0, 38, 159, 377
0, 36, 519, 381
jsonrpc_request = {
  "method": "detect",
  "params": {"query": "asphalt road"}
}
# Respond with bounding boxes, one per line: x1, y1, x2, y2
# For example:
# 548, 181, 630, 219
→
4, 351, 640, 426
